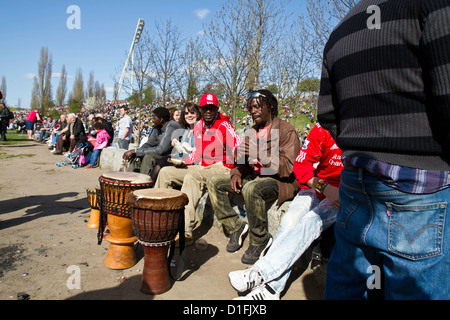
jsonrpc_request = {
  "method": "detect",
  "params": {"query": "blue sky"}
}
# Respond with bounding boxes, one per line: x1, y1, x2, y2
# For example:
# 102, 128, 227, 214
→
0, 0, 305, 109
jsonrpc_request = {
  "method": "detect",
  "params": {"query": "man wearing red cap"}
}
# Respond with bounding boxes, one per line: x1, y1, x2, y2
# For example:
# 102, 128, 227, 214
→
154, 93, 241, 244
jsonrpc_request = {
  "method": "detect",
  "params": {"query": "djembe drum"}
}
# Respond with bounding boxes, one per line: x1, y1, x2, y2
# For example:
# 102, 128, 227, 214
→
127, 188, 188, 294
86, 187, 100, 229
98, 172, 153, 270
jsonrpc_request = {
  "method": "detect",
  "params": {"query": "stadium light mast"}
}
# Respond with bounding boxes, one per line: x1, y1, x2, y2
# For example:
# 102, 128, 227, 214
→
116, 18, 145, 99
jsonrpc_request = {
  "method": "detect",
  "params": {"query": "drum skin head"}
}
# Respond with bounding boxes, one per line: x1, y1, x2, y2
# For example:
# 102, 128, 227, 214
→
133, 188, 184, 200
102, 171, 151, 184
127, 188, 189, 211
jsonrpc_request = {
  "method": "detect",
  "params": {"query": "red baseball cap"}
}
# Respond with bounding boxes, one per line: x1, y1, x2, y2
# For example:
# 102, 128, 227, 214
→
199, 93, 218, 107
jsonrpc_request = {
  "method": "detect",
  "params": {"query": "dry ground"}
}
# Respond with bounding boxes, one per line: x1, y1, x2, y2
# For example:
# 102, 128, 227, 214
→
0, 140, 325, 301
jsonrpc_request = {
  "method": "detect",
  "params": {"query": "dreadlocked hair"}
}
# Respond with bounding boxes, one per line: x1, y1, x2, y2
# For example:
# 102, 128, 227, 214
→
254, 89, 278, 118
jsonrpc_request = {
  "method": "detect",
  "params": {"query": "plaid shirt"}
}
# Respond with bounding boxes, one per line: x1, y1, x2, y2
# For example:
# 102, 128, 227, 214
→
343, 157, 450, 194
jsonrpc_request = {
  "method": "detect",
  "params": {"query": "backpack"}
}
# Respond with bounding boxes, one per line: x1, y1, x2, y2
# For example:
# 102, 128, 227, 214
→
4, 107, 14, 120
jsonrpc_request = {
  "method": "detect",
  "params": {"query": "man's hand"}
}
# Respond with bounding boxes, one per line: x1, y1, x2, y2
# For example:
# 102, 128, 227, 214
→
123, 149, 136, 160
230, 175, 242, 194
168, 158, 187, 168
323, 185, 340, 209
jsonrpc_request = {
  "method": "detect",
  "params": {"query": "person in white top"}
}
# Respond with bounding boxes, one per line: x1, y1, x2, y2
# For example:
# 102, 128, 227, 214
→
117, 105, 133, 149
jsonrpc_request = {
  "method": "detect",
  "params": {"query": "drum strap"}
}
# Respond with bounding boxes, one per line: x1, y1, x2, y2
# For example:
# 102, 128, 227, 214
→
97, 183, 107, 245
168, 210, 185, 280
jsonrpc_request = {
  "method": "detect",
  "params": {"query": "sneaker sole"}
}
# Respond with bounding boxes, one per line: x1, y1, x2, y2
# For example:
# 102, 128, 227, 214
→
241, 237, 273, 265
226, 223, 249, 253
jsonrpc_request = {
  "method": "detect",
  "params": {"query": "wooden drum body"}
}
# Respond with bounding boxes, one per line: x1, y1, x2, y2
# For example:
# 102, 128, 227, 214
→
127, 188, 188, 295
86, 187, 101, 229
98, 172, 153, 270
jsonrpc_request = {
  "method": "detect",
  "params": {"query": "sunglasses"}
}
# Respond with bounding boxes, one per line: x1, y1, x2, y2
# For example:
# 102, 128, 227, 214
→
246, 92, 266, 100
200, 105, 218, 112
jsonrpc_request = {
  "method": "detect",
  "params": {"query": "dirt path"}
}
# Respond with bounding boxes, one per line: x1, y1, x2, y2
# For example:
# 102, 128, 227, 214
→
0, 141, 325, 300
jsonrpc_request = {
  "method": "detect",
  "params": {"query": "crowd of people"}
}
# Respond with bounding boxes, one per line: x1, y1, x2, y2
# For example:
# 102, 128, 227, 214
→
1, 0, 449, 301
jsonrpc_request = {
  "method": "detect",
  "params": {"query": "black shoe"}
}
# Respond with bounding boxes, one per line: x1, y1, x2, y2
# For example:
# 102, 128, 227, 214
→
226, 222, 249, 253
241, 237, 273, 265
53, 150, 62, 155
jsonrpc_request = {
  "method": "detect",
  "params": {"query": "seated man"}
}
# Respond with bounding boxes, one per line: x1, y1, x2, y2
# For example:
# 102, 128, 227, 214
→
228, 123, 342, 300
49, 114, 68, 151
123, 107, 181, 176
38, 116, 56, 142
206, 89, 300, 264
154, 93, 241, 244
54, 113, 86, 155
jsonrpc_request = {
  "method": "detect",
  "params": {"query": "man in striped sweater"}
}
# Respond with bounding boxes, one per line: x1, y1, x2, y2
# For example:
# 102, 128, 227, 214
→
318, 0, 450, 299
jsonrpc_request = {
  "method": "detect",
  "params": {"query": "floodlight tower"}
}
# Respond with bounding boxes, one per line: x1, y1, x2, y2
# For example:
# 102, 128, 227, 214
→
116, 18, 145, 99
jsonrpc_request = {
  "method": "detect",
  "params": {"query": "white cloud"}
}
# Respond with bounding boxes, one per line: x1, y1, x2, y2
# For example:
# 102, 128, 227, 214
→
197, 30, 205, 35
194, 8, 210, 20
105, 87, 115, 93
23, 73, 36, 79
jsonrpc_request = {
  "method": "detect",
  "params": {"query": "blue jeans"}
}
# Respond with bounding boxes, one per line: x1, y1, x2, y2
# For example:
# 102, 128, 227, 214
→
325, 169, 449, 300
89, 149, 101, 166
118, 138, 130, 150
51, 132, 62, 146
254, 189, 338, 294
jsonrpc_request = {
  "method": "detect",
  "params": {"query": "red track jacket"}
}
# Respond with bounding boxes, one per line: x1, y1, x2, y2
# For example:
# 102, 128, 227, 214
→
293, 123, 343, 198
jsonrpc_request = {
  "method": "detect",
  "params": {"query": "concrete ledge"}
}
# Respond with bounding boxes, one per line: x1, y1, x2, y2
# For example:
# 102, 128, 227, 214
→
99, 147, 127, 171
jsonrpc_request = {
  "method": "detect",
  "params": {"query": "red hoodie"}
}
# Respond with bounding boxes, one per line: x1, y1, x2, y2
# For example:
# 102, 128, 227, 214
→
184, 113, 241, 168
293, 123, 343, 198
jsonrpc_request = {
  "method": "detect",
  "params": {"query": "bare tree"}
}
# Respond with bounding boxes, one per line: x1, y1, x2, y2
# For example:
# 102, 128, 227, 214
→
265, 42, 293, 99
86, 71, 95, 98
30, 76, 40, 109
246, 0, 290, 91
56, 64, 67, 106
37, 47, 53, 113
148, 19, 184, 105
71, 68, 84, 102
288, 16, 317, 97
306, 0, 357, 64
202, 0, 253, 127
115, 33, 154, 144
174, 37, 205, 102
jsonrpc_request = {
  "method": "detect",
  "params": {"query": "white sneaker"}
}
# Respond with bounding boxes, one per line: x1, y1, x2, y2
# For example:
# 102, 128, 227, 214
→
228, 267, 264, 292
233, 284, 279, 300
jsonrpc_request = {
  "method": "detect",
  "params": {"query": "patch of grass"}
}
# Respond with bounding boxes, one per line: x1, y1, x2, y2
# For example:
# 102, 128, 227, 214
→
0, 152, 36, 160
0, 130, 31, 146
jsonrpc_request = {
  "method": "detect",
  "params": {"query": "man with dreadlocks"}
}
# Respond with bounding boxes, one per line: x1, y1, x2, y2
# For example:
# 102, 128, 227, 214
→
206, 89, 300, 265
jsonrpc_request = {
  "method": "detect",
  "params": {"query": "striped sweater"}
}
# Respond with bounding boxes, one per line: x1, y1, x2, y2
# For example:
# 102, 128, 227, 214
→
317, 0, 450, 171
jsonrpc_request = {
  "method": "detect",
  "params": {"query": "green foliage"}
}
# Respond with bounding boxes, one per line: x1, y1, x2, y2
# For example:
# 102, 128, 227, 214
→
127, 85, 156, 107
47, 109, 61, 119
67, 99, 83, 114
297, 78, 320, 93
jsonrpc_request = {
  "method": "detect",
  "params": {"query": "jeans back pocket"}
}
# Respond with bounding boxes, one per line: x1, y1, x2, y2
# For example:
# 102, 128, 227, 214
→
386, 201, 446, 260
336, 187, 358, 229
